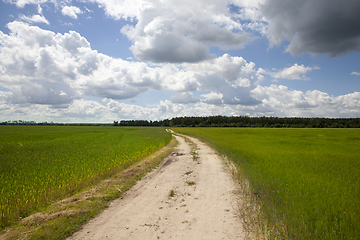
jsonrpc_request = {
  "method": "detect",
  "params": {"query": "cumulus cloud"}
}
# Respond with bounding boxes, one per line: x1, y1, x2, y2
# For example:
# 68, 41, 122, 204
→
0, 21, 157, 106
272, 64, 320, 80
61, 6, 83, 19
2, 87, 360, 122
186, 54, 250, 82
1, 17, 359, 121
88, 0, 144, 20
6, 0, 360, 59
103, 98, 201, 120
256, 68, 267, 81
0, 20, 263, 112
8, 81, 80, 106
201, 92, 223, 105
351, 71, 360, 76
170, 92, 199, 104
126, 28, 215, 63
116, 0, 256, 63
251, 85, 360, 117
160, 53, 261, 106
260, 0, 360, 56
254, 64, 320, 81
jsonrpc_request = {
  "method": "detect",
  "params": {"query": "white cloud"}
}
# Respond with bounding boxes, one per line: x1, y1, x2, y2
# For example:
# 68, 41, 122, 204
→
37, 4, 43, 14
88, 0, 145, 20
251, 85, 360, 117
1, 21, 324, 112
6, 0, 360, 59
61, 6, 83, 19
351, 71, 360, 76
186, 54, 250, 82
0, 20, 261, 118
272, 64, 319, 80
0, 21, 183, 105
160, 54, 261, 106
4, 0, 51, 8
170, 92, 199, 104
19, 14, 49, 24
0, 19, 359, 122
84, 6, 92, 13
2, 87, 360, 122
116, 0, 257, 63
256, 67, 267, 81
201, 92, 223, 105
13, 82, 79, 106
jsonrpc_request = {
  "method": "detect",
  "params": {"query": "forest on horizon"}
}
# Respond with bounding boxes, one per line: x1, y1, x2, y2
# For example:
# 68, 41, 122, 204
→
114, 116, 360, 128
2, 116, 360, 128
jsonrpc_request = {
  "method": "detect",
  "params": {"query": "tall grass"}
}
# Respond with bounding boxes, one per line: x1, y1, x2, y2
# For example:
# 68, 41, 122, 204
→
0, 126, 171, 229
173, 128, 360, 239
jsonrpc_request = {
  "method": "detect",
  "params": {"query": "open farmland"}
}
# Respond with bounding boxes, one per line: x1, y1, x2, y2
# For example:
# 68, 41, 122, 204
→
173, 128, 360, 239
0, 126, 171, 229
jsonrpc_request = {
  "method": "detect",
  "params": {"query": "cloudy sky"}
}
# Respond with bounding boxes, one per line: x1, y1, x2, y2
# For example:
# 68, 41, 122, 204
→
0, 0, 359, 122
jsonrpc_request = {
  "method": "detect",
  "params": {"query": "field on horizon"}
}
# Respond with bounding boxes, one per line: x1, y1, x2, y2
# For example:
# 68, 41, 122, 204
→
0, 126, 171, 229
173, 128, 360, 239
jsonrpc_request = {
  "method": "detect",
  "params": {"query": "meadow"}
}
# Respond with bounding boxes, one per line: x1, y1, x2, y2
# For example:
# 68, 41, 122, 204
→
173, 128, 360, 239
0, 126, 171, 229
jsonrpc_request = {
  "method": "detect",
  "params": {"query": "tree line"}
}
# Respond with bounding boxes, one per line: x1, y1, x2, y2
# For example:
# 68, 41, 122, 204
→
113, 119, 170, 127
114, 116, 360, 128
2, 116, 359, 128
0, 120, 106, 126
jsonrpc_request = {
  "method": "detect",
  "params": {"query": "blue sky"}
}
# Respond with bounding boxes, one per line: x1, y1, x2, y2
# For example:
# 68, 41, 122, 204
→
0, 0, 359, 122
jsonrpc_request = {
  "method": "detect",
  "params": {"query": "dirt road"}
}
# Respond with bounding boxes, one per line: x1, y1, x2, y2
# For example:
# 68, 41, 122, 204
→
68, 132, 245, 239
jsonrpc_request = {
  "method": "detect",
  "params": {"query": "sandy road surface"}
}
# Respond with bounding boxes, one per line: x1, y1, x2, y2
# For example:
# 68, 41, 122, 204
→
68, 133, 245, 240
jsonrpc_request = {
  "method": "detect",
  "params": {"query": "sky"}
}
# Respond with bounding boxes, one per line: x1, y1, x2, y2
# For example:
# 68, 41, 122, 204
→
0, 0, 359, 123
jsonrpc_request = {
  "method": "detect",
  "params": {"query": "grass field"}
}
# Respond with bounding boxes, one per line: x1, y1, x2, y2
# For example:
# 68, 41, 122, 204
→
0, 126, 171, 229
173, 128, 360, 239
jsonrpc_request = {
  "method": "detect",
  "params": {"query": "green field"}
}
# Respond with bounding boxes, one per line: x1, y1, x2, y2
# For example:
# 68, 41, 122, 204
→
0, 126, 171, 228
173, 128, 360, 239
